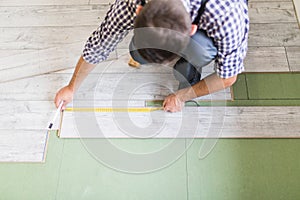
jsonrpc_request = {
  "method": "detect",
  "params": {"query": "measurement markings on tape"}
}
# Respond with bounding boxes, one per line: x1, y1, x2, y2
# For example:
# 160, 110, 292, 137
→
64, 107, 163, 113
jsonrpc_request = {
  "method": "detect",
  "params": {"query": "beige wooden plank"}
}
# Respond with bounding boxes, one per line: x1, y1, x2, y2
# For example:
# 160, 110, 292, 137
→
0, 72, 230, 101
0, 26, 94, 50
293, 0, 300, 27
244, 47, 290, 72
0, 101, 60, 130
90, 0, 115, 4
0, 43, 82, 82
0, 0, 89, 6
0, 74, 69, 101
59, 106, 300, 138
249, 2, 297, 23
0, 5, 109, 27
0, 130, 48, 162
0, 0, 111, 6
248, 23, 300, 47
286, 47, 300, 71
220, 106, 300, 138
0, 100, 152, 130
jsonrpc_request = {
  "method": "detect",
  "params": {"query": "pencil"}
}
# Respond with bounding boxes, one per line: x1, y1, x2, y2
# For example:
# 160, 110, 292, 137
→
48, 101, 64, 130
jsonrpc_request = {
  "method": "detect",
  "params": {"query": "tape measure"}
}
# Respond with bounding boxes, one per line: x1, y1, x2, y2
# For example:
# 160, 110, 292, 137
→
64, 107, 163, 113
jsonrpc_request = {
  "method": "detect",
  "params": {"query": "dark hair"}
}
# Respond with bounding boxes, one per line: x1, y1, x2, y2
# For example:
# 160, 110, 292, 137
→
133, 0, 191, 64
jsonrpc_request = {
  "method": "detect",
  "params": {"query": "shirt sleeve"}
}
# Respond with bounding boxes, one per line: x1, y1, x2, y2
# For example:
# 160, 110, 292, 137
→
211, 1, 249, 78
82, 0, 137, 64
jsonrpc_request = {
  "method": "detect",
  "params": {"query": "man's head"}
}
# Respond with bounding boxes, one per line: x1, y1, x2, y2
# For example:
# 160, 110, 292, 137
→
133, 0, 193, 64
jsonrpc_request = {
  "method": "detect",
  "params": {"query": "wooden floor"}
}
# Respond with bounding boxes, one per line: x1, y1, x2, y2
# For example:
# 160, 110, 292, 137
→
0, 0, 300, 162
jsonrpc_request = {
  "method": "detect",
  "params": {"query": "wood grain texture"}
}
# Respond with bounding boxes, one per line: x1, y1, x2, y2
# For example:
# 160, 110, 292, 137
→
248, 23, 300, 47
244, 47, 289, 72
0, 0, 111, 6
0, 101, 60, 130
0, 43, 82, 82
59, 106, 300, 138
249, 2, 297, 23
286, 47, 300, 71
0, 130, 48, 162
0, 5, 109, 27
0, 0, 89, 6
1, 0, 299, 162
89, 0, 114, 4
0, 73, 230, 101
0, 26, 94, 50
293, 0, 300, 27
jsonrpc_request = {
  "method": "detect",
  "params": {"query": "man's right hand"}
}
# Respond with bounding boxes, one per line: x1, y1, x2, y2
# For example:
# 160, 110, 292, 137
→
54, 85, 74, 110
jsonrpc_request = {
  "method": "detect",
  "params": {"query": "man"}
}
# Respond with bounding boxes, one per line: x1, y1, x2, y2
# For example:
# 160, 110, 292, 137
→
55, 0, 249, 112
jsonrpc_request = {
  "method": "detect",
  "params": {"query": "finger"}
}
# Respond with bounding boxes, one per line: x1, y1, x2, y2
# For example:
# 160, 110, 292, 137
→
55, 98, 61, 108
163, 99, 168, 107
163, 106, 170, 112
61, 100, 69, 111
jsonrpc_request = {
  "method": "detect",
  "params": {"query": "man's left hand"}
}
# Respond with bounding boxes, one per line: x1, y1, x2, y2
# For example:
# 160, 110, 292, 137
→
163, 93, 184, 112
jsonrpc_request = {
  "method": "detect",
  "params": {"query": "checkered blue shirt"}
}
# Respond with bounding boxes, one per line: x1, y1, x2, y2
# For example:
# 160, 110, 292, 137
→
83, 0, 249, 78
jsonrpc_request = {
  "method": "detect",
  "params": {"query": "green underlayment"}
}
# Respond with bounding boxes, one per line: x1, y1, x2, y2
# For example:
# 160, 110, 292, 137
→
1, 72, 300, 199
1, 133, 300, 200
146, 72, 300, 107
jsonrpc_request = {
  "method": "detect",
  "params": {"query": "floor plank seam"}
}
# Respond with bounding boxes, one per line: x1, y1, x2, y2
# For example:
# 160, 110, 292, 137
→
292, 0, 300, 28
284, 46, 293, 71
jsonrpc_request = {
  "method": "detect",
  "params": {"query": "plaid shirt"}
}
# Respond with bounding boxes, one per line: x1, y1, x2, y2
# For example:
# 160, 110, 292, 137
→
83, 0, 249, 78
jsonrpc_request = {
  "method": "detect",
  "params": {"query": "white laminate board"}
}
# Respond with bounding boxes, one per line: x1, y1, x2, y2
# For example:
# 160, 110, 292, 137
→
286, 46, 300, 71
0, 43, 83, 82
0, 130, 48, 162
0, 101, 61, 130
0, 73, 231, 101
249, 2, 297, 23
89, 0, 115, 4
248, 23, 300, 47
59, 106, 300, 138
0, 5, 110, 27
294, 0, 300, 27
244, 47, 290, 72
0, 0, 90, 6
0, 26, 95, 50
0, 0, 111, 6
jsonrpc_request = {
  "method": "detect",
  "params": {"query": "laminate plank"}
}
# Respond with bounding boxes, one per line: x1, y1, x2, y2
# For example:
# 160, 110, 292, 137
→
286, 47, 300, 71
0, 5, 109, 27
248, 23, 300, 47
0, 0, 112, 6
59, 106, 300, 138
0, 43, 82, 82
0, 26, 94, 50
249, 2, 297, 23
0, 101, 60, 130
0, 130, 48, 162
0, 73, 230, 101
89, 0, 114, 4
0, 0, 89, 6
293, 0, 300, 27
244, 47, 289, 72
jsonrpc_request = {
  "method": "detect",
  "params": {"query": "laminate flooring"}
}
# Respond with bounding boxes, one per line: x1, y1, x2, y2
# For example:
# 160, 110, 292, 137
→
0, 0, 299, 162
